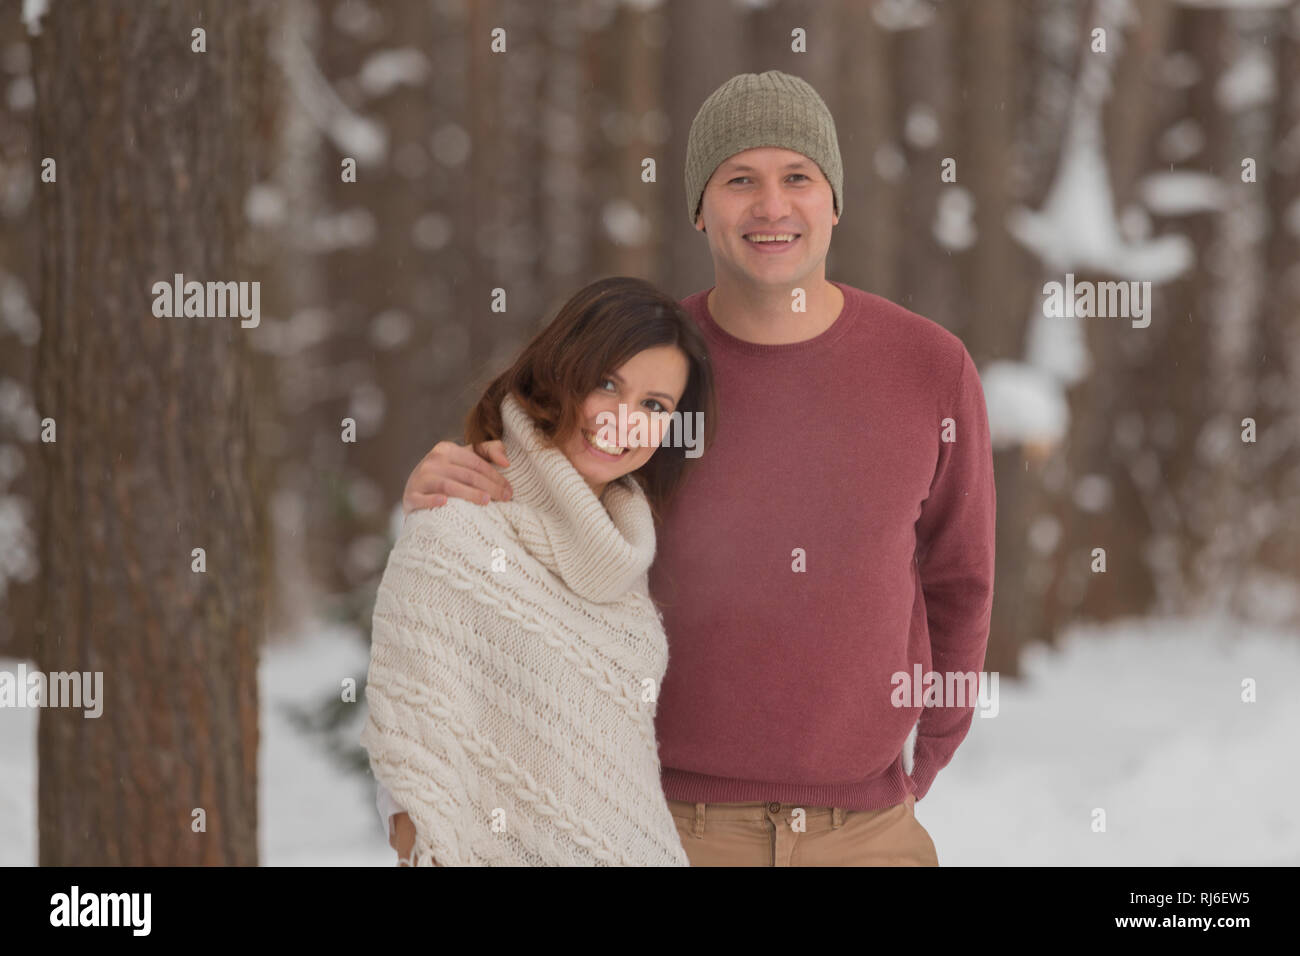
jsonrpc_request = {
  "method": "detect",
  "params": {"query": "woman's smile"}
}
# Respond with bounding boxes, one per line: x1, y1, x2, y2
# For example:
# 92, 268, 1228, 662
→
582, 428, 626, 460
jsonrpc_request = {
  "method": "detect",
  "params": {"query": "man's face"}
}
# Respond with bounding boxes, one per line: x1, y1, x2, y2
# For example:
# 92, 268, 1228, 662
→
694, 146, 839, 290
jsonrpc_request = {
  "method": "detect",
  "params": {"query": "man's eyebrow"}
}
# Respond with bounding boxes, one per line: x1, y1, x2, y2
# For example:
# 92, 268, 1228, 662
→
607, 371, 675, 404
723, 161, 812, 173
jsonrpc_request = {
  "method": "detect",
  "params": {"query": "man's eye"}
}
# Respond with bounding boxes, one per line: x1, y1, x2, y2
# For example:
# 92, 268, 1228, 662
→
729, 175, 807, 183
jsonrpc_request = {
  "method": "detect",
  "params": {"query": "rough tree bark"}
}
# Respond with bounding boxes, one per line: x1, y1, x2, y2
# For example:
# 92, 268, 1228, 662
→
0, 0, 41, 661
30, 0, 269, 865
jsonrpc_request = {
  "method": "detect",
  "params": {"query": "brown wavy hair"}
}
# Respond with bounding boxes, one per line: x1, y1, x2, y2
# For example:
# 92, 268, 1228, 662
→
465, 276, 716, 522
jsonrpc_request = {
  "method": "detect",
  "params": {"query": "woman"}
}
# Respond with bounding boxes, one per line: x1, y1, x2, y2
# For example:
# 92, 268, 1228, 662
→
360, 276, 716, 866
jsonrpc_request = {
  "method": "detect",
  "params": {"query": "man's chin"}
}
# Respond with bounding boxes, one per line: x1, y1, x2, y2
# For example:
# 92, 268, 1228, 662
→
733, 262, 812, 287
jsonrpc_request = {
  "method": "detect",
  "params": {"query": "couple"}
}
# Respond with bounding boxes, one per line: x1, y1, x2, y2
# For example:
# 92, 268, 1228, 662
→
361, 70, 997, 866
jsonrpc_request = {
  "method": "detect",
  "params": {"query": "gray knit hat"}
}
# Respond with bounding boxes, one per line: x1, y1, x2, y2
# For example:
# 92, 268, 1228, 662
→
684, 70, 843, 226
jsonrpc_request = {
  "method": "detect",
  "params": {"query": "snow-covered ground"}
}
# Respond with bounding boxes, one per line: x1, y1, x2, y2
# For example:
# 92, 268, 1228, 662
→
0, 619, 392, 867
2, 613, 1296, 866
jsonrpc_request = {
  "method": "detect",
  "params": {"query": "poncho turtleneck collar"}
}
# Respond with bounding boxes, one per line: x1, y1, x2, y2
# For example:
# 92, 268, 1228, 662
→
496, 392, 656, 604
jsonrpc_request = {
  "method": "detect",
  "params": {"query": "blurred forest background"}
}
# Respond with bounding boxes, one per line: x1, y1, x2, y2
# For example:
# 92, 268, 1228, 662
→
1, 0, 1299, 864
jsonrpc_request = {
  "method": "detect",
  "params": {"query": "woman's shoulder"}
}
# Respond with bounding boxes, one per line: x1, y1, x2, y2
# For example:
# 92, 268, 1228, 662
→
396, 498, 513, 553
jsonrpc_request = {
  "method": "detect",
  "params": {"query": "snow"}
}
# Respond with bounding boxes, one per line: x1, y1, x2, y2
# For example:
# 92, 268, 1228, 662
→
411, 212, 453, 252
1138, 171, 1225, 215
1072, 473, 1113, 512
305, 207, 377, 252
0, 272, 41, 346
904, 105, 941, 150
924, 616, 1300, 865
274, 30, 387, 165
368, 309, 413, 350
332, 0, 383, 38
602, 198, 651, 246
0, 378, 39, 439
0, 490, 36, 603
430, 124, 471, 167
872, 0, 936, 31
243, 183, 287, 229
0, 621, 392, 866
873, 142, 907, 182
933, 186, 976, 251
1006, 108, 1195, 281
6, 75, 35, 112
1007, 0, 1195, 283
1175, 0, 1292, 8
356, 49, 430, 98
1027, 514, 1063, 554
1158, 118, 1205, 163
5, 614, 1296, 865
998, 0, 1199, 445
0, 382, 38, 605
980, 359, 1071, 449
1217, 46, 1274, 112
255, 620, 390, 865
20, 0, 48, 37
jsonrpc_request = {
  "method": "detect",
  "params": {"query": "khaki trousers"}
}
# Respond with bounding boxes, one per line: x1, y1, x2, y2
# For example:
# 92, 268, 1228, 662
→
666, 793, 939, 867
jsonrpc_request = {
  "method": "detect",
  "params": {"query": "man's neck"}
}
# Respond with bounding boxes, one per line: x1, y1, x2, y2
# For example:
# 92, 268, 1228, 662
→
707, 274, 845, 345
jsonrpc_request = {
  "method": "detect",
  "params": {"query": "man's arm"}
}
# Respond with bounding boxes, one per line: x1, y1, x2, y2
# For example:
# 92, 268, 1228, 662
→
402, 439, 514, 514
910, 345, 996, 800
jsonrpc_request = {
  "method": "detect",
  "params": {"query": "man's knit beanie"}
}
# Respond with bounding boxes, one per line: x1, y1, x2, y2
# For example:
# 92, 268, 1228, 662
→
684, 70, 843, 226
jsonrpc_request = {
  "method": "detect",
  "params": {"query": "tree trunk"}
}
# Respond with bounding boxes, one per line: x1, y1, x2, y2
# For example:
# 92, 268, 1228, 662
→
30, 0, 269, 866
0, 0, 41, 661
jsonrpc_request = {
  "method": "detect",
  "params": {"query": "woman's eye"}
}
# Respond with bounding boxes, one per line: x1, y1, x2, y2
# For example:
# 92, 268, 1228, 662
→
599, 379, 616, 392
645, 400, 666, 413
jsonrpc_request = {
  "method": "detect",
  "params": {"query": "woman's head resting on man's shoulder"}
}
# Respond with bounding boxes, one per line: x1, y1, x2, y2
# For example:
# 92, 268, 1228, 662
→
465, 276, 717, 518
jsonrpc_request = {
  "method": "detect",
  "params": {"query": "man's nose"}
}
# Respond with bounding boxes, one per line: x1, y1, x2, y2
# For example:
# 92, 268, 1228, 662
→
750, 182, 793, 221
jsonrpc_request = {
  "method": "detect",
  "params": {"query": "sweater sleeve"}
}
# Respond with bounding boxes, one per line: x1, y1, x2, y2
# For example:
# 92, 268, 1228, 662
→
376, 781, 404, 835
909, 345, 996, 801
360, 505, 484, 866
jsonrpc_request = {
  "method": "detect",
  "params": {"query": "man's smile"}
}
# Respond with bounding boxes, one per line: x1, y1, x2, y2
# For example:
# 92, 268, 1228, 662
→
743, 232, 801, 252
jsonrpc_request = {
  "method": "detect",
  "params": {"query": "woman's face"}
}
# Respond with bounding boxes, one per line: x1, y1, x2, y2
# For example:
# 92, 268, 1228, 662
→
560, 345, 691, 498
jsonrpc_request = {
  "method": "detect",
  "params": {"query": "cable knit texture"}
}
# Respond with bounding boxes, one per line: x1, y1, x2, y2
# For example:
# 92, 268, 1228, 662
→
360, 393, 689, 866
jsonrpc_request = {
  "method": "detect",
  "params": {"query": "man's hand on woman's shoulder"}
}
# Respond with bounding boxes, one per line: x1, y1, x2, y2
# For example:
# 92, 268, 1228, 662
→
402, 439, 515, 514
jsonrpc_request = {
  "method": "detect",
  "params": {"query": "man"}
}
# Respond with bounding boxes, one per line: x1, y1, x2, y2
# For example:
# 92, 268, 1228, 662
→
399, 70, 996, 866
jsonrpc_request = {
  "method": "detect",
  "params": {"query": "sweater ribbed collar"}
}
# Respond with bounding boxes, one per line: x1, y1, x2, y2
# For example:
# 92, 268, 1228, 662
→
496, 392, 656, 604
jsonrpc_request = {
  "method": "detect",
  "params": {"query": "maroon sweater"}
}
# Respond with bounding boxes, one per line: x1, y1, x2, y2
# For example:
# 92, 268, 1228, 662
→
650, 280, 996, 811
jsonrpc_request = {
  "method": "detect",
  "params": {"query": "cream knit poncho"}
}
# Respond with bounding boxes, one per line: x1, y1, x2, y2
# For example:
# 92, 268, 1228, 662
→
360, 393, 690, 866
